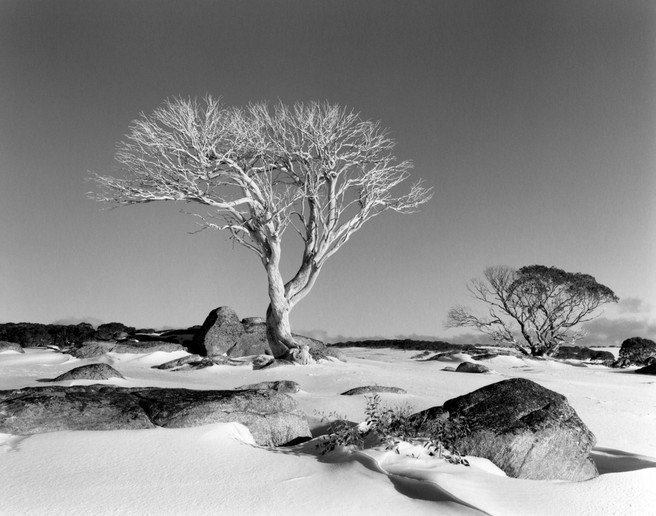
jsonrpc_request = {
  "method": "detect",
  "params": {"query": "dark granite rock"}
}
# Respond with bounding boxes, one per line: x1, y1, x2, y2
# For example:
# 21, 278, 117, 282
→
341, 386, 407, 395
414, 378, 598, 481
619, 337, 656, 366
455, 362, 490, 373
0, 385, 311, 446
51, 363, 125, 381
635, 363, 656, 375
554, 346, 615, 363
236, 380, 301, 394
191, 307, 246, 357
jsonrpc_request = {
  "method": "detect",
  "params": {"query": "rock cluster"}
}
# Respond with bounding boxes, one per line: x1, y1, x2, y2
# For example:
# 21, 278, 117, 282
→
189, 307, 327, 359
0, 385, 310, 446
618, 337, 656, 366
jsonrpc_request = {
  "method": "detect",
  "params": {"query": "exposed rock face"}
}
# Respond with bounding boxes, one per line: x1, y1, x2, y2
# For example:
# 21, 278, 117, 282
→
555, 346, 615, 363
619, 337, 656, 365
191, 307, 247, 357
0, 385, 311, 446
51, 363, 125, 381
635, 363, 656, 375
341, 386, 407, 395
428, 378, 598, 481
189, 307, 328, 361
455, 362, 490, 373
0, 341, 23, 353
236, 380, 301, 394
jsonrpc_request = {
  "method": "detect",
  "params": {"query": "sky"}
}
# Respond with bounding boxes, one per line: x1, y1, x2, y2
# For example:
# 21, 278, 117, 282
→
1, 0, 654, 345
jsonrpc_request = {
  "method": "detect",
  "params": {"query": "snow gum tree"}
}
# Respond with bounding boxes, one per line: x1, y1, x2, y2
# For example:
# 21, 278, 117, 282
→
446, 265, 619, 356
91, 97, 432, 364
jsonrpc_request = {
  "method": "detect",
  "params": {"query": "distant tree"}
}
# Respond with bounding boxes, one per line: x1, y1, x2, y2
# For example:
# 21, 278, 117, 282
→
446, 265, 619, 356
91, 97, 432, 363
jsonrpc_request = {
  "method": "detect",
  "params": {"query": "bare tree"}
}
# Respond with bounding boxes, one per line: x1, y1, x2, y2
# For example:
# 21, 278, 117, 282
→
446, 265, 619, 356
91, 97, 432, 363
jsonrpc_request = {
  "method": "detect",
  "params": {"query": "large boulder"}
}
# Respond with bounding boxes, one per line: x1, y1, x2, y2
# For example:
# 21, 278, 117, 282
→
0, 385, 310, 446
0, 385, 153, 433
189, 307, 328, 360
619, 337, 656, 365
414, 378, 598, 481
112, 341, 185, 353
191, 307, 246, 357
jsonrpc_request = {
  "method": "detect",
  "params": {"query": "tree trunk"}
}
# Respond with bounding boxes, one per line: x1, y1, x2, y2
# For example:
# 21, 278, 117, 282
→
264, 260, 313, 364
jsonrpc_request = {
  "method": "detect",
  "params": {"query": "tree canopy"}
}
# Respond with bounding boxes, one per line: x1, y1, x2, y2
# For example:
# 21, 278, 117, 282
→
91, 97, 432, 362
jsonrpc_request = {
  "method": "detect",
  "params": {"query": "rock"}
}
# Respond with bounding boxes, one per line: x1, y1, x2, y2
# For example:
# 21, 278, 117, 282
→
191, 307, 246, 357
51, 363, 125, 381
411, 350, 432, 359
619, 337, 656, 365
470, 352, 499, 361
242, 317, 265, 325
0, 385, 311, 446
153, 354, 205, 370
0, 385, 154, 434
611, 357, 631, 368
554, 346, 615, 363
237, 380, 300, 394
66, 341, 117, 359
635, 363, 656, 375
455, 362, 490, 373
228, 322, 273, 357
422, 378, 598, 481
252, 355, 276, 370
341, 386, 407, 395
96, 322, 136, 341
113, 341, 185, 353
0, 341, 23, 353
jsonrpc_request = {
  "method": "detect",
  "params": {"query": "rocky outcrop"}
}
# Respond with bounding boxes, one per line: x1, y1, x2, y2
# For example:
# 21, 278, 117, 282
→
341, 386, 407, 395
455, 362, 490, 373
0, 341, 23, 353
189, 307, 328, 361
619, 337, 656, 366
191, 307, 245, 357
0, 385, 311, 446
554, 346, 615, 363
51, 363, 125, 381
413, 378, 598, 481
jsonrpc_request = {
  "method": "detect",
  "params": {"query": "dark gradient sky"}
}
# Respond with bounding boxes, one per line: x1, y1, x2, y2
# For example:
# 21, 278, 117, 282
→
1, 0, 654, 343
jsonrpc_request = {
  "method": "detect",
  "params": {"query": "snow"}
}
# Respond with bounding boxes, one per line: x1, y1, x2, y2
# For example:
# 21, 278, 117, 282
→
1, 347, 655, 515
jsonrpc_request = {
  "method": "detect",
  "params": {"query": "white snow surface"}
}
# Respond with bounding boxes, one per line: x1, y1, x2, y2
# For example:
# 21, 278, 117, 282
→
1, 347, 655, 515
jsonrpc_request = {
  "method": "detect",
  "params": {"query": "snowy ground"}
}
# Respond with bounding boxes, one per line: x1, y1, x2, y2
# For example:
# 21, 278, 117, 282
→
1, 346, 655, 515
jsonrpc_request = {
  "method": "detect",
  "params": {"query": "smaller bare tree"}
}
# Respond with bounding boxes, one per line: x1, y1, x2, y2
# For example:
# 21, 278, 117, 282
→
446, 265, 619, 356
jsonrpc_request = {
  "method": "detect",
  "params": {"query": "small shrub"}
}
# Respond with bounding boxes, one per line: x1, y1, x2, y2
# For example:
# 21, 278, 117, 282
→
317, 394, 470, 466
